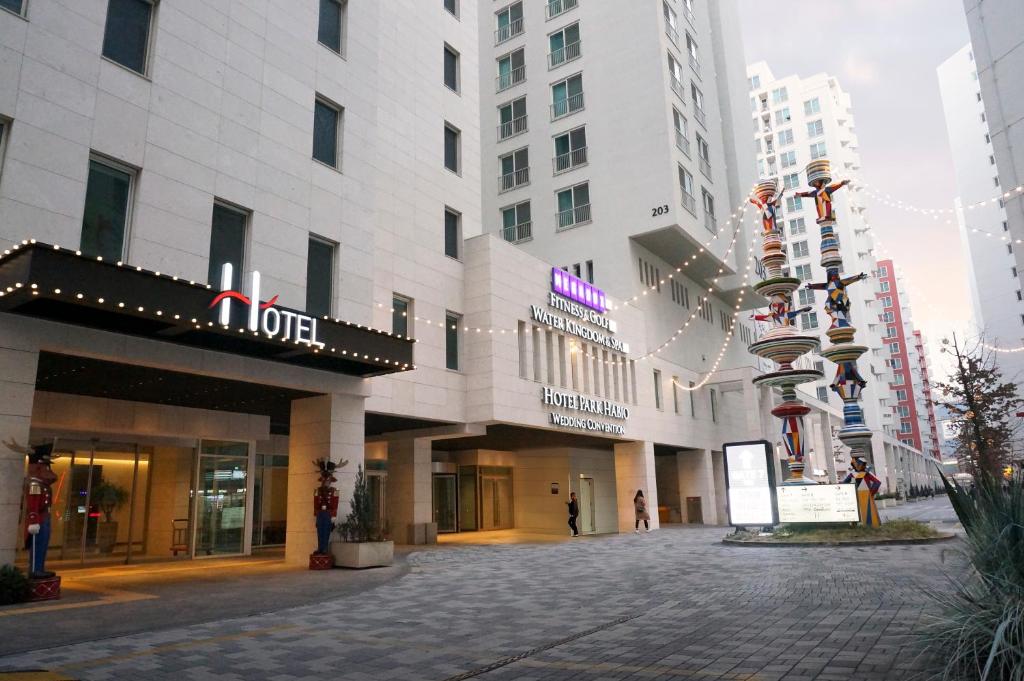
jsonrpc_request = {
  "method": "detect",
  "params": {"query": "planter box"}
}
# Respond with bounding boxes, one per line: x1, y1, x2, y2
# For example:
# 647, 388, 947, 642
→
331, 541, 394, 569
96, 522, 118, 554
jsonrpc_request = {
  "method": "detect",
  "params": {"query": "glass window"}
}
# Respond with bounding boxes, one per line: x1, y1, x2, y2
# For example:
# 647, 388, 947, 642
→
771, 86, 788, 103
444, 208, 460, 259
775, 107, 791, 124
783, 173, 800, 189
807, 120, 824, 137
679, 166, 695, 198
502, 200, 531, 234
444, 124, 460, 172
446, 312, 461, 370
816, 386, 829, 402
496, 2, 523, 42
318, 0, 344, 53
444, 45, 459, 91
444, 0, 458, 17
804, 98, 820, 115
777, 129, 794, 146
392, 295, 410, 338
497, 48, 525, 91
791, 240, 809, 258
653, 370, 663, 409
81, 158, 132, 262
313, 98, 341, 168
691, 83, 705, 111
498, 96, 527, 140
794, 264, 812, 281
549, 22, 580, 67
554, 126, 587, 171
551, 74, 584, 118
102, 0, 155, 75
0, 0, 24, 15
780, 150, 797, 168
556, 182, 590, 228
800, 311, 818, 330
306, 236, 335, 316
208, 203, 248, 289
810, 142, 827, 159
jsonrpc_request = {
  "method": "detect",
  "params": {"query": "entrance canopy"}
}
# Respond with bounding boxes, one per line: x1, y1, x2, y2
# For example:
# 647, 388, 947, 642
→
0, 241, 413, 377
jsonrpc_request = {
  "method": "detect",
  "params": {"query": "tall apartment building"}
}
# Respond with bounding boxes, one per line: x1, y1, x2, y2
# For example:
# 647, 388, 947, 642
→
963, 0, 1024, 282
911, 330, 943, 461
745, 63, 937, 493
937, 44, 1024, 384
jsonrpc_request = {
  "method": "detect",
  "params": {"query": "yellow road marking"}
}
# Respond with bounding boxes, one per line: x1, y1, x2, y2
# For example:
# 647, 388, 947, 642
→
0, 673, 78, 681
0, 582, 155, 618
517, 657, 764, 679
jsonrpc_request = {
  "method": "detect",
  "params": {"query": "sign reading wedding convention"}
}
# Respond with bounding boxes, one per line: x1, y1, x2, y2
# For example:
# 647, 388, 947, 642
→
542, 387, 630, 435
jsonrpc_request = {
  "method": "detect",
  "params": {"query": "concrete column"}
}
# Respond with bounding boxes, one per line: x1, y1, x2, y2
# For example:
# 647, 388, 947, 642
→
285, 392, 365, 565
677, 449, 718, 524
387, 437, 434, 544
0, 326, 39, 566
614, 440, 658, 532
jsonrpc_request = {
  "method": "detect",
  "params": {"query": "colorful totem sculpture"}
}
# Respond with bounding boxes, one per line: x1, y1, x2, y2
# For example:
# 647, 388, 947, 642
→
747, 179, 823, 485
798, 159, 880, 524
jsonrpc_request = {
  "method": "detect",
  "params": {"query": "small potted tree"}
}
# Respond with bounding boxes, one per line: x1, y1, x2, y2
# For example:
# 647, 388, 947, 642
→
332, 464, 393, 569
92, 481, 129, 554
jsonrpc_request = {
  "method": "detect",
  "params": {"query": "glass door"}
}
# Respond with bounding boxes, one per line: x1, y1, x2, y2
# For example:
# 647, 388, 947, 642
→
194, 441, 249, 557
480, 466, 514, 530
432, 474, 458, 533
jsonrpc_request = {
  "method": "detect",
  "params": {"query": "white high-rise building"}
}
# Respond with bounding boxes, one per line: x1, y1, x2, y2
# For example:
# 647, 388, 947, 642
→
745, 62, 935, 492
938, 44, 1024, 383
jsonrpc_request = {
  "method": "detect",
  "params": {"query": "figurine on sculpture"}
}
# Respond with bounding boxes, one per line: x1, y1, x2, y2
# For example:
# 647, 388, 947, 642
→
4, 438, 58, 578
751, 298, 812, 329
842, 456, 882, 527
806, 270, 868, 328
749, 185, 785, 234
795, 177, 850, 224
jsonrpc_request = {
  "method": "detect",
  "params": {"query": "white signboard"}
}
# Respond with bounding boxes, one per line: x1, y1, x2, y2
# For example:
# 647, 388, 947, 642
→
777, 484, 859, 523
724, 441, 776, 526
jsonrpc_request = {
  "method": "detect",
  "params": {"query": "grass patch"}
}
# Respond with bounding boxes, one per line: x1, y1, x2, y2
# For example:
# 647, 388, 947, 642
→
728, 519, 940, 543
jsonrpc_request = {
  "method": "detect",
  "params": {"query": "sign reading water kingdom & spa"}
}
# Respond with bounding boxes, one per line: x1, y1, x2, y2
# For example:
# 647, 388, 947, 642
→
529, 268, 628, 353
542, 387, 629, 435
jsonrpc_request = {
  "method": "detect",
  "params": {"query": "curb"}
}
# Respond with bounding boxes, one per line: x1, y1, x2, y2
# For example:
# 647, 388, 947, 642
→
721, 533, 958, 547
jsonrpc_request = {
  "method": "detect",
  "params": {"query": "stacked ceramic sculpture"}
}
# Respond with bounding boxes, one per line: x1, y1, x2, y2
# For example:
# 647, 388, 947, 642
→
748, 178, 823, 485
800, 160, 875, 469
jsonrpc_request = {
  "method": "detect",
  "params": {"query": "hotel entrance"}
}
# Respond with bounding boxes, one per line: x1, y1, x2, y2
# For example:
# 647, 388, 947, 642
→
431, 462, 514, 533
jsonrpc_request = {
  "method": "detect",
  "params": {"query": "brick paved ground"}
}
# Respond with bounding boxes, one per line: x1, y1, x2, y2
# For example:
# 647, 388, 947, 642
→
0, 519, 962, 680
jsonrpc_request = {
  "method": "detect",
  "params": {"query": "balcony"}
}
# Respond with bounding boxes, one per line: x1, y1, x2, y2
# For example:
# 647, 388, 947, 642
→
550, 92, 584, 120
704, 212, 716, 233
675, 130, 691, 158
495, 19, 524, 45
548, 40, 581, 69
502, 221, 532, 244
499, 167, 530, 193
553, 147, 588, 174
683, 4, 696, 28
670, 77, 685, 102
556, 203, 591, 231
546, 0, 577, 20
496, 66, 526, 93
681, 190, 696, 216
666, 25, 679, 47
688, 54, 700, 77
694, 106, 706, 129
699, 157, 711, 180
497, 115, 528, 141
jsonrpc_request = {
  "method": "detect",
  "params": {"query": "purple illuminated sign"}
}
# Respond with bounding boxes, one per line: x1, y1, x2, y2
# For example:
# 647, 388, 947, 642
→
551, 268, 607, 313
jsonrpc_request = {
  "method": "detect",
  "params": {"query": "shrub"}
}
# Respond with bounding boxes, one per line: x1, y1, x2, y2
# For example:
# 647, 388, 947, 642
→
0, 564, 30, 605
335, 464, 383, 543
923, 470, 1024, 680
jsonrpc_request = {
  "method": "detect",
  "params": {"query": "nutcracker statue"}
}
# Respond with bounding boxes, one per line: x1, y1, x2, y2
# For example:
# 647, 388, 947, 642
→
4, 438, 61, 600
843, 456, 882, 527
309, 457, 346, 570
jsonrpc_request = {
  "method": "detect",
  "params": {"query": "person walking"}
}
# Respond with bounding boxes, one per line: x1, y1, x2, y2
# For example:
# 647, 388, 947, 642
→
633, 489, 651, 533
567, 491, 580, 537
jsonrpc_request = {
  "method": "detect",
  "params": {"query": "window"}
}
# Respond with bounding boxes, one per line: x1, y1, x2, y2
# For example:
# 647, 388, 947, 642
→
889, 342, 900, 354
654, 370, 663, 410
102, 0, 155, 75
880, 296, 892, 308
994, 176, 1000, 187
498, 96, 528, 140
673, 108, 690, 156
886, 326, 897, 338
586, 260, 594, 283
791, 240, 809, 258
553, 126, 587, 173
313, 97, 342, 168
392, 295, 411, 338
446, 312, 461, 370
318, 0, 345, 54
777, 129, 794, 146
800, 311, 818, 330
668, 53, 685, 96
709, 388, 718, 422
444, 0, 458, 17
810, 142, 827, 159
789, 217, 806, 235
878, 265, 888, 277
689, 381, 696, 416
305, 236, 335, 317
501, 200, 532, 243
691, 84, 706, 126
807, 120, 824, 138
804, 98, 820, 115
1004, 221, 1010, 232
991, 155, 997, 165
882, 311, 895, 323
549, 22, 581, 68
444, 208, 461, 259
207, 203, 248, 290
495, 2, 523, 44
750, 75, 761, 89
556, 182, 590, 229
899, 421, 912, 434
551, 74, 584, 119
797, 288, 815, 306
444, 123, 460, 173
896, 389, 908, 402
985, 133, 990, 144
780, 150, 797, 168
775, 107, 791, 124
794, 264, 812, 281
816, 386, 829, 402
890, 357, 903, 370
696, 134, 711, 177
879, 281, 890, 293
785, 196, 803, 212
771, 87, 788, 104
685, 33, 700, 72
81, 157, 134, 262
679, 166, 696, 214
444, 44, 460, 92
499, 147, 529, 192
701, 187, 715, 231
0, 118, 7, 182
497, 48, 526, 92
672, 375, 680, 413
0, 0, 25, 16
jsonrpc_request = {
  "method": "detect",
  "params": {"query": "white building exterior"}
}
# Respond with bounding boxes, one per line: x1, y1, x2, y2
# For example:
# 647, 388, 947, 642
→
745, 63, 937, 493
937, 44, 1024, 384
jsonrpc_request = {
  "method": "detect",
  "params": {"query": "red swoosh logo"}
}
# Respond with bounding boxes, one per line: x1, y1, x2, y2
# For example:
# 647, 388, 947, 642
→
209, 291, 280, 310
260, 295, 279, 309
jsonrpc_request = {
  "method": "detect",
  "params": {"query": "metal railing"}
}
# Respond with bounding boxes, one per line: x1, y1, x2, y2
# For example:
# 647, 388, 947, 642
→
683, 5, 696, 28
553, 147, 588, 174
495, 18, 524, 45
681, 191, 696, 216
502, 221, 532, 244
556, 203, 591, 230
550, 91, 584, 120
693, 106, 706, 128
546, 0, 578, 20
666, 24, 679, 47
688, 53, 700, 76
699, 157, 711, 180
548, 40, 581, 69
497, 115, 528, 141
499, 167, 530, 193
675, 130, 691, 157
496, 66, 526, 93
670, 76, 685, 102
704, 212, 717, 233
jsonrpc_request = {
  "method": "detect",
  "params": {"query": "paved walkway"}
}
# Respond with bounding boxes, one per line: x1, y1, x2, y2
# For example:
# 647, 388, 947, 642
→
0, 524, 962, 680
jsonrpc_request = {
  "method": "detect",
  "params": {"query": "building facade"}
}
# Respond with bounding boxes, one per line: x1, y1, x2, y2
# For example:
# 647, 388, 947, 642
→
937, 43, 1024, 384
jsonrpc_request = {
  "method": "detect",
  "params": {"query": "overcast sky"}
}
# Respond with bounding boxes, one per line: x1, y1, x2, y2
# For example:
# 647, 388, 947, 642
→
738, 0, 972, 380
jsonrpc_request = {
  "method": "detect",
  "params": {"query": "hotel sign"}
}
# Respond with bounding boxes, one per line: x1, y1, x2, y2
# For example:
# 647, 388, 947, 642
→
529, 268, 628, 354
551, 267, 606, 312
542, 387, 629, 435
211, 264, 324, 348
